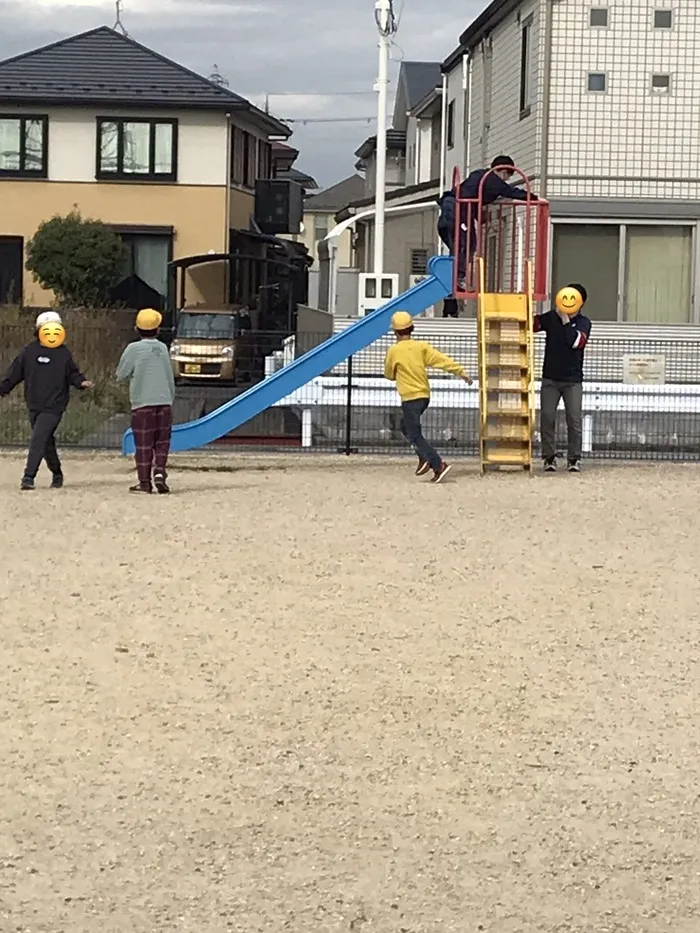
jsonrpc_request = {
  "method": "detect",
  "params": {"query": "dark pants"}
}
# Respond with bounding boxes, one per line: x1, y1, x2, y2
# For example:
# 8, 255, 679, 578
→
25, 410, 63, 480
540, 379, 583, 461
439, 222, 475, 318
400, 398, 442, 471
131, 405, 173, 487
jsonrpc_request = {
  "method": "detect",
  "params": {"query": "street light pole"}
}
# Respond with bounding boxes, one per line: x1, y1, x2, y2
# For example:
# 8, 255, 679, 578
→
373, 0, 395, 275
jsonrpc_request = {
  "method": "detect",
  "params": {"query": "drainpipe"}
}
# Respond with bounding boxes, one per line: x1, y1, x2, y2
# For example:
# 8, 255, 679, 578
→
224, 113, 233, 302
462, 51, 473, 173
538, 0, 555, 196
438, 71, 448, 253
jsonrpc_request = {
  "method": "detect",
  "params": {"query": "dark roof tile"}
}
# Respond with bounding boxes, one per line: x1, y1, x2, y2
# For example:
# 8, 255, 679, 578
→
0, 26, 289, 135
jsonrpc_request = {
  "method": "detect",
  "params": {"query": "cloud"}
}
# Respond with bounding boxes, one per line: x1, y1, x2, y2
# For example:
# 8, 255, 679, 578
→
0, 0, 485, 188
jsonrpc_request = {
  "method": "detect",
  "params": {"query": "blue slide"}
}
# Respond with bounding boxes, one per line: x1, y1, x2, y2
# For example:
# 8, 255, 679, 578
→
122, 255, 453, 455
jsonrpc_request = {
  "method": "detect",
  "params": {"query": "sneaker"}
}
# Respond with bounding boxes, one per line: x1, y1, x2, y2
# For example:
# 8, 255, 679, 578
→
415, 459, 431, 477
129, 484, 152, 494
20, 475, 35, 491
51, 473, 63, 489
431, 462, 453, 484
567, 459, 581, 473
153, 473, 170, 494
543, 457, 557, 473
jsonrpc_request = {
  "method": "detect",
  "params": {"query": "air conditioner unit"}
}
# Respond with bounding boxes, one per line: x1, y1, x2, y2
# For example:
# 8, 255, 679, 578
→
408, 273, 435, 318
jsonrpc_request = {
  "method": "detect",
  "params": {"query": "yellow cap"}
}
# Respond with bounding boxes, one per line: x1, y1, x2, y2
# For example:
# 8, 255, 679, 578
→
391, 311, 413, 332
136, 308, 163, 330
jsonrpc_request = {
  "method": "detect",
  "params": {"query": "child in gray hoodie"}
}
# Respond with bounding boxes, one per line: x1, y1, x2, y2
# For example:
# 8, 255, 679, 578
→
116, 308, 175, 494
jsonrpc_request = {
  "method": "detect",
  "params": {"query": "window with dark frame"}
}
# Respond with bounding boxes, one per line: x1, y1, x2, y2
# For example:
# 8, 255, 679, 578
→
651, 73, 671, 92
519, 20, 532, 116
446, 100, 455, 149
96, 118, 177, 181
587, 72, 607, 92
0, 115, 48, 177
653, 9, 673, 28
257, 140, 272, 180
231, 125, 263, 188
589, 7, 609, 26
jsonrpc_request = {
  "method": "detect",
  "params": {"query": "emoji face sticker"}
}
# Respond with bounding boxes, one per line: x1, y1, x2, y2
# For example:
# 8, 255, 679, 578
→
555, 287, 584, 316
38, 322, 66, 349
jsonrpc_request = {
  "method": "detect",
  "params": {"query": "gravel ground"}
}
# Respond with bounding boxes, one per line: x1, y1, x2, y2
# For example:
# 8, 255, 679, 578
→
1, 452, 699, 933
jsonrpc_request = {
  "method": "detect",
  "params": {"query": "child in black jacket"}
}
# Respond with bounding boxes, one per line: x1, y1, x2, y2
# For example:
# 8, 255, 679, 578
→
0, 312, 92, 490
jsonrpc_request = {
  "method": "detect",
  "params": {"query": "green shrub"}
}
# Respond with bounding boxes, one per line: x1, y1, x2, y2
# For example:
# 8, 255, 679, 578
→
26, 210, 128, 308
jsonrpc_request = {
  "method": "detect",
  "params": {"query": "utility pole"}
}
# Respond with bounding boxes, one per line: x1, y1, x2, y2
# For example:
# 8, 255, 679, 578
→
373, 0, 396, 275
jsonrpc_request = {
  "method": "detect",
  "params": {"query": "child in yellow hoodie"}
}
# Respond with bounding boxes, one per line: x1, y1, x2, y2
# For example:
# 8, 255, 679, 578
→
384, 311, 472, 482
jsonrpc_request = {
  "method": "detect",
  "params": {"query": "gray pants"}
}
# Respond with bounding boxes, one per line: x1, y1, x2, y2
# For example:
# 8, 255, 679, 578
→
540, 379, 583, 461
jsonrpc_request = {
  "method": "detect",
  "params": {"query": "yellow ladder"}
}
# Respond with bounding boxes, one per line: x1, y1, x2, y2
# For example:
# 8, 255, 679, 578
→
477, 258, 536, 473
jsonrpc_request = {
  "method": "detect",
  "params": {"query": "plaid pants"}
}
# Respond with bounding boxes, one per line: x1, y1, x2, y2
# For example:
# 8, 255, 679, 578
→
131, 405, 173, 487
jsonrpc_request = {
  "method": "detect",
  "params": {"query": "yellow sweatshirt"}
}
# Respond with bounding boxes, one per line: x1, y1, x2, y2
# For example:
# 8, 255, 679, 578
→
384, 339, 465, 401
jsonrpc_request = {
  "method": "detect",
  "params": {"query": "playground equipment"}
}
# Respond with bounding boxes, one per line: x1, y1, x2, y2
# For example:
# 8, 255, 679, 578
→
122, 167, 551, 463
123, 257, 454, 455
450, 166, 550, 472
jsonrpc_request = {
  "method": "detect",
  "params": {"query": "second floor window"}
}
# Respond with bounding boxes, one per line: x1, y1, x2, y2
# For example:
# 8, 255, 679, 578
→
97, 118, 178, 181
0, 115, 48, 177
231, 126, 261, 188
446, 100, 455, 149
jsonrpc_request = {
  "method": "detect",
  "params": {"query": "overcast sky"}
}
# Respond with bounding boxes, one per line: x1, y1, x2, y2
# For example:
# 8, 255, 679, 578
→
0, 0, 485, 189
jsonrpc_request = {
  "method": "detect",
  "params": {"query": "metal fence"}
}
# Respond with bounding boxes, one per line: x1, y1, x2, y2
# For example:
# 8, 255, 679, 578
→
2, 314, 700, 460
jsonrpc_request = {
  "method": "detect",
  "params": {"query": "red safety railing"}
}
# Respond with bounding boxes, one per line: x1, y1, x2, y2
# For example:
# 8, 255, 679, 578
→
449, 164, 550, 300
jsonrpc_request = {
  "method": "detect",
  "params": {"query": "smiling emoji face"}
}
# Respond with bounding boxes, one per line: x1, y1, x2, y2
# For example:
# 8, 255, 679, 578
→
555, 286, 584, 316
38, 322, 66, 349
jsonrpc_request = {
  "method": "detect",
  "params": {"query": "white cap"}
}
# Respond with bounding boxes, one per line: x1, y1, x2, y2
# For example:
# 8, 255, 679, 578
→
36, 311, 62, 329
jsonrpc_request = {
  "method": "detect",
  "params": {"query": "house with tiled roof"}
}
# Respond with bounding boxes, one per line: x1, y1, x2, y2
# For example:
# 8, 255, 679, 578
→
0, 26, 291, 308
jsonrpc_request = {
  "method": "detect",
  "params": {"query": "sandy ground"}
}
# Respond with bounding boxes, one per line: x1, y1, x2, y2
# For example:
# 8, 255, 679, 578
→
1, 451, 699, 933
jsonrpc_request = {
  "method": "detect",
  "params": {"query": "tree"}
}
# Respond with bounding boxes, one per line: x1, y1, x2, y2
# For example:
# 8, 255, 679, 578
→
26, 210, 128, 308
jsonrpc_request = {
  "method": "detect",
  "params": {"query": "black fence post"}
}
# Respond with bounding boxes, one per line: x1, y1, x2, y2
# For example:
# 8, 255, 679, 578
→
339, 354, 358, 455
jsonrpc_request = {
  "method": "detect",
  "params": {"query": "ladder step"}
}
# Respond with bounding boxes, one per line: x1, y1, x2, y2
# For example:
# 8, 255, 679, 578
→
480, 293, 529, 320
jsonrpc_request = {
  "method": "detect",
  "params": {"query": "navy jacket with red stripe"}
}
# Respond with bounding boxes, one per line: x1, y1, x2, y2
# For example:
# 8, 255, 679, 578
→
534, 310, 591, 383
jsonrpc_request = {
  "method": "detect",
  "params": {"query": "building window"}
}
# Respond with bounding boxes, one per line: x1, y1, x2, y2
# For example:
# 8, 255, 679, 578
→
410, 248, 429, 276
446, 100, 455, 149
97, 118, 177, 181
653, 9, 673, 28
651, 73, 671, 92
552, 223, 693, 324
314, 216, 329, 243
113, 233, 172, 309
257, 140, 272, 180
231, 126, 259, 188
0, 115, 48, 177
587, 72, 607, 92
624, 226, 691, 323
589, 7, 609, 26
519, 20, 532, 116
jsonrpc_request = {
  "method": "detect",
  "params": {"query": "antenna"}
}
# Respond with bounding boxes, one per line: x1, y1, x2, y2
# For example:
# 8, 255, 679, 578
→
113, 0, 128, 36
209, 65, 230, 88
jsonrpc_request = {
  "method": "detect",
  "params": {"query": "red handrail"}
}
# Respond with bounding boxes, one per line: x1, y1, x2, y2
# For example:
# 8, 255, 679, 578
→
447, 164, 549, 300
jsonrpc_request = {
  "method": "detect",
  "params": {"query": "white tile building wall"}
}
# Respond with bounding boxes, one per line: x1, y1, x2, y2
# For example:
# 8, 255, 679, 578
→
547, 0, 700, 199
442, 0, 699, 200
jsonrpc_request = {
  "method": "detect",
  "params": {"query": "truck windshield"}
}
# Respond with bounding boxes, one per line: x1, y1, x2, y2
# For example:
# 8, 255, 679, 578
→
177, 313, 236, 339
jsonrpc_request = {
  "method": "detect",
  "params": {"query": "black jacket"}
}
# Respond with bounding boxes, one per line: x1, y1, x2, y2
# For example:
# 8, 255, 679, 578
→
534, 311, 592, 383
0, 340, 86, 413
437, 168, 537, 229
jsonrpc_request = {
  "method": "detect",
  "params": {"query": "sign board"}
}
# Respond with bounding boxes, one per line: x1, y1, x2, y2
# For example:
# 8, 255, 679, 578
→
622, 354, 666, 385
